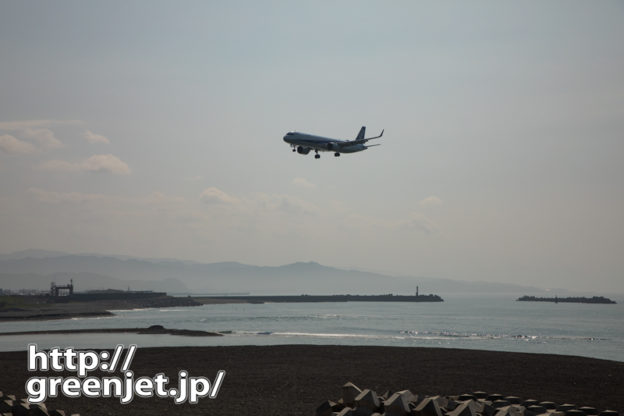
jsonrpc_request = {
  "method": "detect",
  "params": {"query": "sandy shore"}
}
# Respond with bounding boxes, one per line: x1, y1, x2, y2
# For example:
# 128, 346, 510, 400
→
0, 345, 622, 415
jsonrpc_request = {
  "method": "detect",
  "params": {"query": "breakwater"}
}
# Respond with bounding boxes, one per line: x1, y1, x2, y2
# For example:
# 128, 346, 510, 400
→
195, 294, 443, 304
517, 295, 616, 304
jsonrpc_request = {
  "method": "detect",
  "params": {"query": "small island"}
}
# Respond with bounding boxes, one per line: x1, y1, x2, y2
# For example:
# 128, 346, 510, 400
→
517, 295, 616, 304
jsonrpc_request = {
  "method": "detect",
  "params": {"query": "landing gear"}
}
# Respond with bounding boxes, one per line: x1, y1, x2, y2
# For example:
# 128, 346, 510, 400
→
314, 150, 320, 159
334, 152, 340, 157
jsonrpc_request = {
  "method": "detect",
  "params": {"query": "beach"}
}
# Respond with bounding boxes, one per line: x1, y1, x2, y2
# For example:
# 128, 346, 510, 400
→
1, 345, 622, 415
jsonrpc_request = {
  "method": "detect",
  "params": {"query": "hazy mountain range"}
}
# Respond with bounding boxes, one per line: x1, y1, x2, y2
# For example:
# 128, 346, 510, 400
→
0, 250, 569, 296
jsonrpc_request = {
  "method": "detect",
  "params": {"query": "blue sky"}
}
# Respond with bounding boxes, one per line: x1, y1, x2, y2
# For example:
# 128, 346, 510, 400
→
1, 1, 623, 292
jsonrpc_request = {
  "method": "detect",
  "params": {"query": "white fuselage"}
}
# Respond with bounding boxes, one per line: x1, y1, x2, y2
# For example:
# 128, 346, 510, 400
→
283, 132, 367, 153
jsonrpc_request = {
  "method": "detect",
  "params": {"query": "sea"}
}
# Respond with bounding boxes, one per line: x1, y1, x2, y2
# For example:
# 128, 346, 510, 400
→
1, 294, 623, 362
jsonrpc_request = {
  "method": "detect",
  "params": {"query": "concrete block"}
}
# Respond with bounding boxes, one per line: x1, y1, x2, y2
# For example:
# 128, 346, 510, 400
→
342, 382, 363, 407
414, 397, 444, 416
335, 407, 354, 416
446, 400, 478, 416
539, 402, 557, 410
459, 394, 476, 401
354, 389, 381, 415
579, 407, 597, 415
494, 404, 524, 416
492, 400, 511, 409
317, 400, 338, 416
479, 401, 496, 416
431, 396, 449, 409
11, 401, 30, 416
446, 400, 461, 411
0, 400, 13, 413
473, 391, 488, 399
527, 405, 548, 415
384, 390, 415, 416
28, 403, 49, 416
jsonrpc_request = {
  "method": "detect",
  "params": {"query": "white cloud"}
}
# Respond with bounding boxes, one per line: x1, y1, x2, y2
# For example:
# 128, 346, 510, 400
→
0, 120, 72, 151
40, 154, 131, 175
200, 187, 240, 205
292, 177, 317, 189
419, 196, 443, 207
0, 134, 36, 154
83, 130, 110, 144
21, 128, 63, 149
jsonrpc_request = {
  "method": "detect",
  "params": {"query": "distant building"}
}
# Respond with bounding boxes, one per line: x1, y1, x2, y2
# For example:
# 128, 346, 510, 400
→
50, 279, 74, 297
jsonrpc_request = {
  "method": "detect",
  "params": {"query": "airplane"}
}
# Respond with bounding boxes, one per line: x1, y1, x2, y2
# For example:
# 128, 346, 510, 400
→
283, 126, 384, 159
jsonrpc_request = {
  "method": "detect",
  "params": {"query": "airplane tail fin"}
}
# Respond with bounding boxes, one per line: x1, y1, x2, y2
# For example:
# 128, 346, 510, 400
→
355, 126, 366, 141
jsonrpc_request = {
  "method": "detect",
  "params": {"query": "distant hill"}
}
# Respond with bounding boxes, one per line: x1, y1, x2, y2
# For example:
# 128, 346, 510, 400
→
0, 250, 558, 296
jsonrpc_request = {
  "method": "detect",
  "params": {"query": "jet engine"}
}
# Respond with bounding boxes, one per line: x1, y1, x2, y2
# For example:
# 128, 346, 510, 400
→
326, 142, 337, 151
297, 146, 311, 155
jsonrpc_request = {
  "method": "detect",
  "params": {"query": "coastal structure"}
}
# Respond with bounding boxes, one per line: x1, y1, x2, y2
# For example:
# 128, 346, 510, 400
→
316, 383, 621, 416
50, 280, 74, 297
196, 293, 444, 304
517, 295, 616, 304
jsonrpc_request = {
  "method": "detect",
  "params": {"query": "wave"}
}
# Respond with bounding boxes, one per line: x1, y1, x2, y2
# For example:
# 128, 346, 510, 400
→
230, 330, 403, 340
224, 329, 609, 343
399, 330, 608, 341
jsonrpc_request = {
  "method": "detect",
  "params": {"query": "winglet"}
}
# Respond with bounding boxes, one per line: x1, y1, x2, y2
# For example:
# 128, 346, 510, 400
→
367, 129, 384, 140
